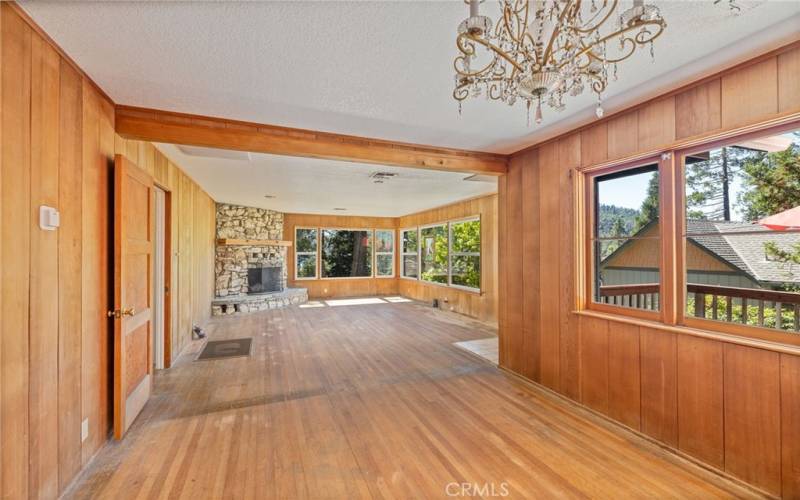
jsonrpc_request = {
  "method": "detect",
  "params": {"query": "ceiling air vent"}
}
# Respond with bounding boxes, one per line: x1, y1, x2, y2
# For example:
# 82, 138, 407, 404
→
368, 171, 399, 184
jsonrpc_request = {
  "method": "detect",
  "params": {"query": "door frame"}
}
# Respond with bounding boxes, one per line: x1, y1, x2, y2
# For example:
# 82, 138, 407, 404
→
155, 183, 173, 369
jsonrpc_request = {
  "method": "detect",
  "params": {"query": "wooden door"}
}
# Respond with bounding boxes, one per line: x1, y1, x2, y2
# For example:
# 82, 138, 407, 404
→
111, 154, 155, 439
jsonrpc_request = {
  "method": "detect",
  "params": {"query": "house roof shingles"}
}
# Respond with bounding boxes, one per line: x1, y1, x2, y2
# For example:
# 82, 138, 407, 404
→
687, 220, 800, 285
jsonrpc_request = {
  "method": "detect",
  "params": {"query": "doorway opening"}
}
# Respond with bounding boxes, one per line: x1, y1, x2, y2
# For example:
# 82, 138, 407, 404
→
153, 186, 173, 369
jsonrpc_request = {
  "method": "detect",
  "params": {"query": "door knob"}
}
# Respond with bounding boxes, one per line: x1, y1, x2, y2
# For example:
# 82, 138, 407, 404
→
107, 307, 136, 319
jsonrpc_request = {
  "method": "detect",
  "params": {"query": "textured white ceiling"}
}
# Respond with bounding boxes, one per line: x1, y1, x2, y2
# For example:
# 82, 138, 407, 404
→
21, 1, 800, 153
155, 143, 497, 217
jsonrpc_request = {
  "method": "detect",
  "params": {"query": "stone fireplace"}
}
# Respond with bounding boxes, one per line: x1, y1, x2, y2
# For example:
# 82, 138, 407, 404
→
212, 203, 307, 316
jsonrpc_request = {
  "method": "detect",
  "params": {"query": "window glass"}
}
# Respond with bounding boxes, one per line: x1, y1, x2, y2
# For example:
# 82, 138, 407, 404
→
421, 225, 448, 284
683, 129, 800, 332
401, 228, 419, 278
450, 219, 481, 289
295, 228, 317, 279
593, 165, 660, 311
321, 229, 373, 278
375, 230, 394, 277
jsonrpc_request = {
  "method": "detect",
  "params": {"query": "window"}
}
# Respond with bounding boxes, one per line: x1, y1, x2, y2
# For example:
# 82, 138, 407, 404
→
591, 164, 660, 312
450, 218, 480, 290
420, 224, 448, 284
295, 228, 318, 280
321, 229, 372, 278
682, 128, 800, 333
401, 228, 419, 279
374, 230, 395, 277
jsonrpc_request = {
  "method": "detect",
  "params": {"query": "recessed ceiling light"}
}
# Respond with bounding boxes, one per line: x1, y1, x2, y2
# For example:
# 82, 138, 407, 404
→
333, 207, 347, 211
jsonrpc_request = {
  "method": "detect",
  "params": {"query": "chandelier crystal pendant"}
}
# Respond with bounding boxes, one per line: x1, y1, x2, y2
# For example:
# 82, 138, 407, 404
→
453, 0, 667, 125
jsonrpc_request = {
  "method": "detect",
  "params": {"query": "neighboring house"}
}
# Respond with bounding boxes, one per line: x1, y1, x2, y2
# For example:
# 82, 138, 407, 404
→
601, 219, 800, 290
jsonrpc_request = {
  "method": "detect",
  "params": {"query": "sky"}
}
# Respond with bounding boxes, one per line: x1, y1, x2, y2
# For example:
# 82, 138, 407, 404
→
599, 132, 797, 222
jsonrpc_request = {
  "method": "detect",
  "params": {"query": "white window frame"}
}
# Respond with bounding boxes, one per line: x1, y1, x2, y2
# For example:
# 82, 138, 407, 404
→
419, 222, 450, 288
294, 227, 319, 281
400, 227, 419, 280
374, 229, 395, 278
448, 216, 481, 292
319, 227, 374, 280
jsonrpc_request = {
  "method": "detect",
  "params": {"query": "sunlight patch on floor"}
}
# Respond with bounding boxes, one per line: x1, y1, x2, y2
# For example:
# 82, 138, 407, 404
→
299, 301, 326, 308
325, 297, 387, 307
384, 296, 412, 303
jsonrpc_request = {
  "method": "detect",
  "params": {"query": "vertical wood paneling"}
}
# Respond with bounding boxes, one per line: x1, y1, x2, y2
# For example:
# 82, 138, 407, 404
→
558, 134, 580, 400
640, 328, 677, 446
606, 111, 638, 160
538, 143, 560, 388
675, 79, 721, 139
520, 151, 540, 380
607, 323, 640, 430
57, 57, 83, 491
777, 46, 800, 113
723, 344, 781, 495
676, 335, 723, 468
637, 97, 675, 151
721, 57, 778, 129
505, 160, 524, 373
81, 80, 110, 465
781, 354, 800, 498
28, 31, 60, 498
497, 174, 508, 366
1, 7, 32, 498
579, 316, 609, 413
500, 41, 797, 498
580, 123, 607, 167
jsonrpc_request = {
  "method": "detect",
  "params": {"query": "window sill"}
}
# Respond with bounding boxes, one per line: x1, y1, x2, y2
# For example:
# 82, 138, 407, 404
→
574, 309, 800, 355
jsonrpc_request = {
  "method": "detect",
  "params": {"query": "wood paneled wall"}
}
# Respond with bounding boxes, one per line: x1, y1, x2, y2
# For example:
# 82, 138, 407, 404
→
113, 138, 216, 361
499, 42, 800, 497
284, 213, 400, 299
284, 195, 498, 323
397, 194, 498, 323
0, 5, 216, 497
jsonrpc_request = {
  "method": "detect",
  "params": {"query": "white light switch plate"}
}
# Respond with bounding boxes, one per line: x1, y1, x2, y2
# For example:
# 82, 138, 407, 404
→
81, 418, 89, 442
39, 205, 60, 231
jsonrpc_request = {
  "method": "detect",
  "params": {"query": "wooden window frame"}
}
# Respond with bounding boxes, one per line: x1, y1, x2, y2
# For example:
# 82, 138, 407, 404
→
400, 227, 420, 280
374, 229, 395, 279
674, 119, 800, 346
448, 216, 482, 292
294, 226, 319, 281
583, 154, 671, 323
419, 222, 450, 288
579, 118, 800, 347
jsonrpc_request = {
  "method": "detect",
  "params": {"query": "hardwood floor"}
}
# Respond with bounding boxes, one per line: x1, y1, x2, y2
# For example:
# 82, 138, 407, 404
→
66, 300, 762, 499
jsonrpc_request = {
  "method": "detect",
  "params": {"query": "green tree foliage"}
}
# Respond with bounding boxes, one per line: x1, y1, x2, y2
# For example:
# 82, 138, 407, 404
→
451, 220, 480, 288
632, 172, 659, 233
321, 230, 372, 278
738, 135, 800, 221
597, 204, 637, 237
686, 146, 753, 220
420, 225, 448, 284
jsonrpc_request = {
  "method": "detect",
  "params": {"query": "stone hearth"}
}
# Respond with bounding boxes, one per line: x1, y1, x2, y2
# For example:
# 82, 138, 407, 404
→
214, 203, 306, 314
212, 288, 308, 316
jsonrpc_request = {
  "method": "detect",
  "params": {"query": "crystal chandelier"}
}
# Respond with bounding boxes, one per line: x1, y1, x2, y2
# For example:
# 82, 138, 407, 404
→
453, 0, 667, 125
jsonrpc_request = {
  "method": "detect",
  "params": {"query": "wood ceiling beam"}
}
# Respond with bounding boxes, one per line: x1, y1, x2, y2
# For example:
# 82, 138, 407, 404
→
115, 106, 508, 175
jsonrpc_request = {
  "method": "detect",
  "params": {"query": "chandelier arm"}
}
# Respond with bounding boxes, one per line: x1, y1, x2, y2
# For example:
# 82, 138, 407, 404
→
541, 0, 576, 66
455, 32, 525, 73
563, 20, 666, 69
573, 0, 621, 34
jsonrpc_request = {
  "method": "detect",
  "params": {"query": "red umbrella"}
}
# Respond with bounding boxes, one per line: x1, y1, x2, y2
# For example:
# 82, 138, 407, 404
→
758, 206, 800, 231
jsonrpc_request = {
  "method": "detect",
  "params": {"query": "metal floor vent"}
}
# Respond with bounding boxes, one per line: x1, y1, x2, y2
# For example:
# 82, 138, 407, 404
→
196, 338, 252, 361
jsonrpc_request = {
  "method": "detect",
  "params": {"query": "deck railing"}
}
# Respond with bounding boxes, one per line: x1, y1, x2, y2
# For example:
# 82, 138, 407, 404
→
598, 283, 660, 310
599, 282, 800, 332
